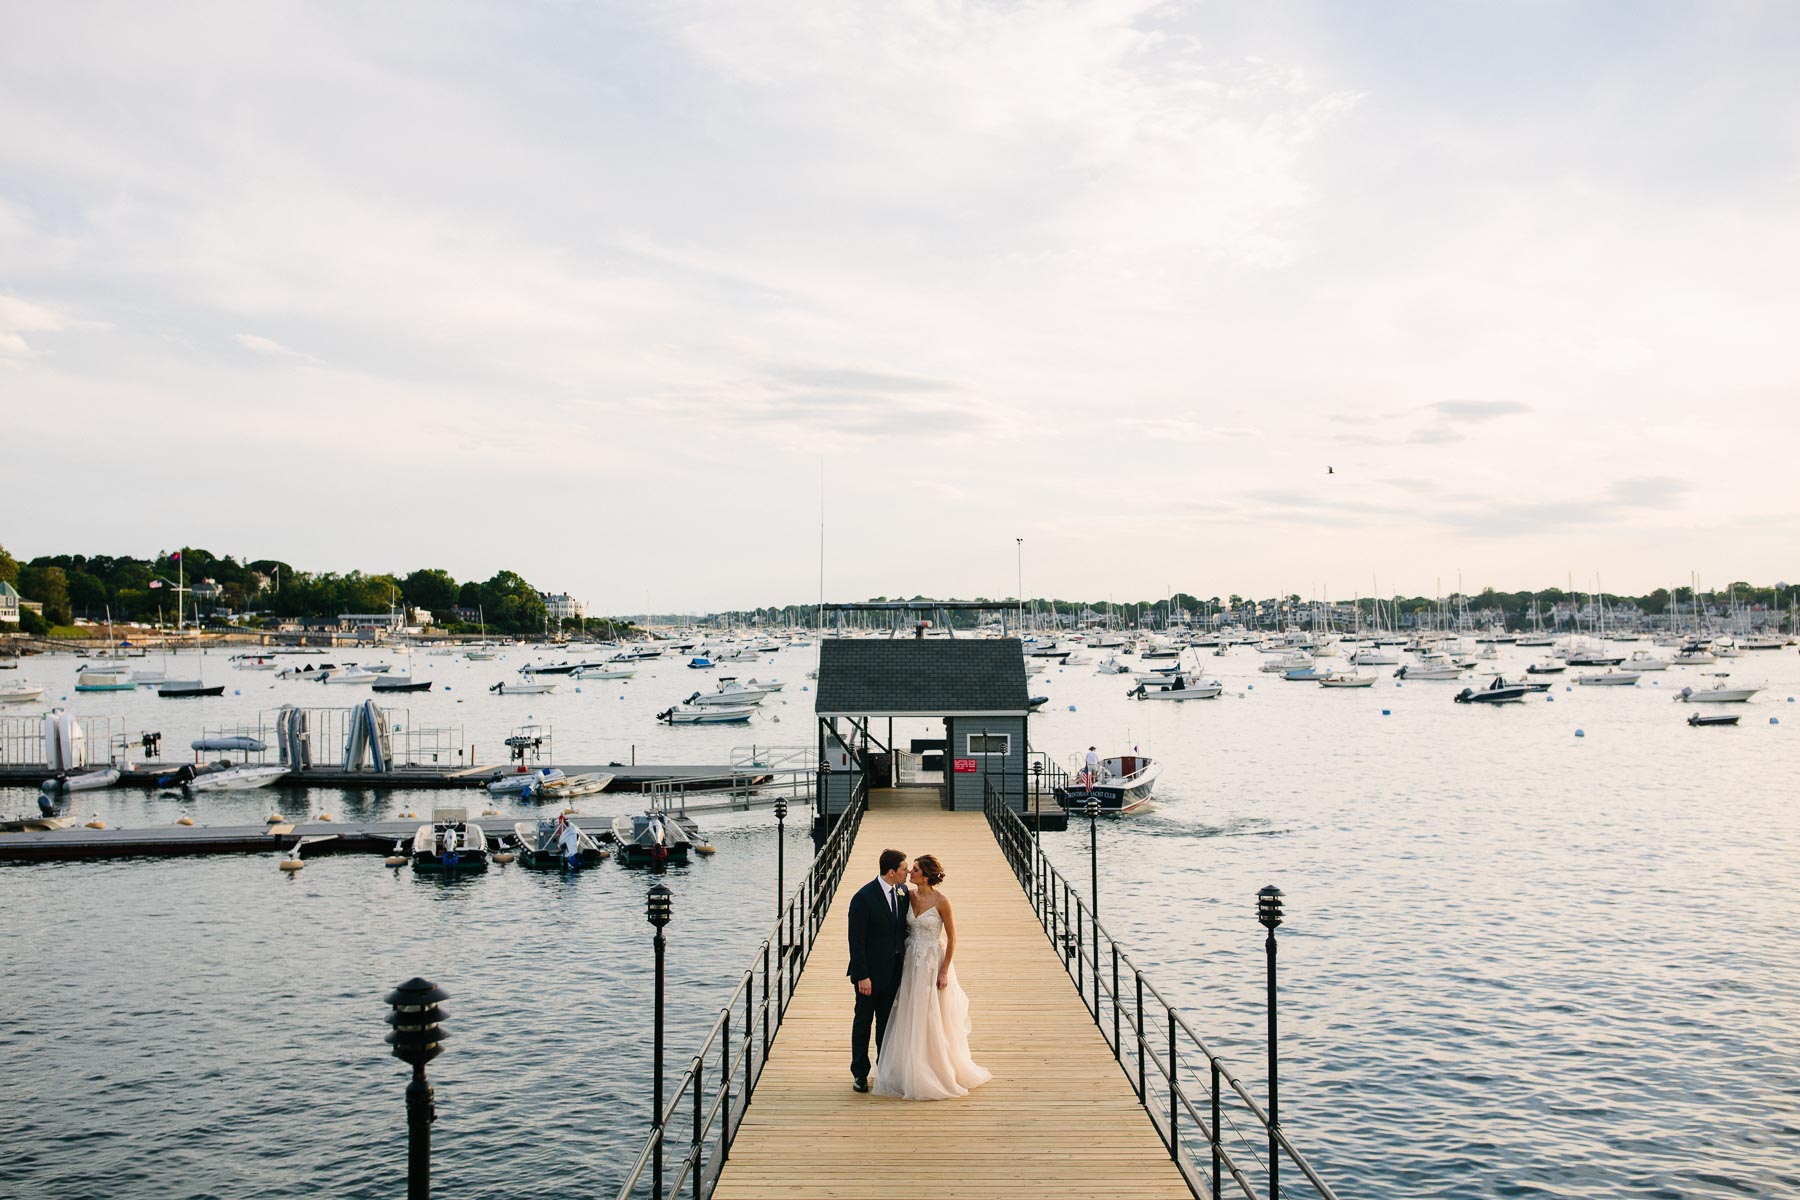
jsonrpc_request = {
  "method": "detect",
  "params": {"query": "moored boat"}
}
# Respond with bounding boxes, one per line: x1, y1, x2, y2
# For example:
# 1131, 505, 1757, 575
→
610, 811, 692, 865
657, 704, 755, 724
1454, 677, 1529, 704
410, 814, 490, 873
1676, 682, 1760, 704
513, 815, 609, 869
183, 764, 288, 791
490, 680, 556, 695
158, 680, 226, 698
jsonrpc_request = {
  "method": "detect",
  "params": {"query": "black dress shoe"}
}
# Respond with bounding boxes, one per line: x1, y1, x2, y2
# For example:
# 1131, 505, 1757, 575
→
852, 1076, 870, 1093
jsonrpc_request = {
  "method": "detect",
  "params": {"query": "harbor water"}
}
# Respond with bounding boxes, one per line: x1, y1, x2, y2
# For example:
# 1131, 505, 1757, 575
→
3, 641, 1799, 1198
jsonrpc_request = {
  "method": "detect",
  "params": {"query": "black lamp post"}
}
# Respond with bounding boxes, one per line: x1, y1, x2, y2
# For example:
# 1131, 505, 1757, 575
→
1257, 884, 1285, 1199
648, 883, 673, 1197
774, 797, 788, 921
1031, 761, 1044, 905
384, 977, 449, 1200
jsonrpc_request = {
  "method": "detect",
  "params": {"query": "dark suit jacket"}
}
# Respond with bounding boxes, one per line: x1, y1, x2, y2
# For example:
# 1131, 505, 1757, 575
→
846, 878, 909, 991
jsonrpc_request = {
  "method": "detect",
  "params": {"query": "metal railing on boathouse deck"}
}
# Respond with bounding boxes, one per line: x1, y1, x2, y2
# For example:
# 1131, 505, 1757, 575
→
983, 776, 1341, 1200
613, 775, 869, 1200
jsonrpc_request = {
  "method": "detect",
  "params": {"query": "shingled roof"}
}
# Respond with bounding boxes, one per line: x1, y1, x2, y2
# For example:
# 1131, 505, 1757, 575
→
814, 638, 1030, 716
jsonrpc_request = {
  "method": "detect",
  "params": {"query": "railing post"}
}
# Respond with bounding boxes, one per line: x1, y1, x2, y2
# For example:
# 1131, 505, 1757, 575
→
1168, 1008, 1178, 1162
720, 1012, 732, 1165
1135, 972, 1145, 1102
1074, 888, 1084, 1000
761, 943, 771, 1065
692, 1056, 703, 1200
1111, 943, 1120, 1057
1211, 1055, 1222, 1200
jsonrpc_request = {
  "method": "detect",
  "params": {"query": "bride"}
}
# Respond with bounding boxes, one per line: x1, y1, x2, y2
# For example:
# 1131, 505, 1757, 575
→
873, 854, 993, 1100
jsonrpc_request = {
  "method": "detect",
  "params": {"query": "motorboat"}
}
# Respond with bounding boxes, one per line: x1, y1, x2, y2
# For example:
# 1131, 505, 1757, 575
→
1626, 651, 1670, 671
1318, 672, 1377, 688
1672, 647, 1717, 666
1281, 665, 1332, 682
1525, 660, 1566, 675
573, 665, 638, 680
1096, 656, 1132, 675
39, 767, 121, 794
1687, 712, 1740, 727
0, 682, 45, 704
322, 666, 381, 685
490, 681, 556, 695
486, 767, 567, 797
743, 677, 785, 692
74, 667, 135, 692
1576, 671, 1641, 686
1129, 675, 1222, 700
1138, 638, 1181, 661
513, 816, 608, 869
657, 704, 755, 724
1676, 683, 1760, 704
1054, 754, 1162, 815
1024, 641, 1074, 660
687, 656, 716, 670
610, 811, 693, 866
277, 663, 340, 681
1348, 649, 1399, 667
1261, 653, 1313, 674
1394, 664, 1463, 681
158, 680, 226, 698
183, 764, 288, 791
520, 661, 582, 675
233, 654, 279, 671
1454, 677, 1529, 704
686, 680, 771, 706
1564, 644, 1626, 667
410, 816, 490, 873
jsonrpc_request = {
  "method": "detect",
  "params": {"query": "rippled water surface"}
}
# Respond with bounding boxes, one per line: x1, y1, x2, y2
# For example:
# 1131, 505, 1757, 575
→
4, 641, 1799, 1197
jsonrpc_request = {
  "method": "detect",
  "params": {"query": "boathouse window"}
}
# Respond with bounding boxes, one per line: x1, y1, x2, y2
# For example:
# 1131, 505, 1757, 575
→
966, 733, 1010, 755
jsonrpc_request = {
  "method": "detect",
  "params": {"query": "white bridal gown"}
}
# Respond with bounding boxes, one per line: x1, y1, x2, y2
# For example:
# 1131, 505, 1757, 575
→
873, 905, 993, 1100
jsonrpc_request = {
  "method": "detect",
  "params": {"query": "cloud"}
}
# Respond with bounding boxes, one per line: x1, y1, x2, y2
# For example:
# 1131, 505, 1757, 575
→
1407, 423, 1463, 445
0, 295, 69, 333
234, 333, 302, 356
1430, 400, 1532, 423
1606, 475, 1692, 509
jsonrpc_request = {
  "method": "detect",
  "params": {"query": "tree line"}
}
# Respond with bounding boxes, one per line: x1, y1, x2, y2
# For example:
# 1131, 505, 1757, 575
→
0, 544, 631, 639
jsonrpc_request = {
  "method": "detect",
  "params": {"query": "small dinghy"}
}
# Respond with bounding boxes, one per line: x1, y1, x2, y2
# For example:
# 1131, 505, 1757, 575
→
513, 815, 608, 869
491, 680, 556, 695
543, 771, 614, 798
183, 764, 288, 791
486, 767, 566, 797
1687, 712, 1740, 727
0, 682, 46, 704
1318, 672, 1377, 688
372, 675, 433, 693
40, 767, 122, 794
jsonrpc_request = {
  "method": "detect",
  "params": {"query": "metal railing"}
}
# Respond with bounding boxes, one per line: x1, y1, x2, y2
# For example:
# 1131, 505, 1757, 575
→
984, 779, 1340, 1200
614, 774, 869, 1200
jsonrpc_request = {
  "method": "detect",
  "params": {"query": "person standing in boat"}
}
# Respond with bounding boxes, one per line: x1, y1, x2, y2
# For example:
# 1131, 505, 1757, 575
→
1083, 746, 1099, 790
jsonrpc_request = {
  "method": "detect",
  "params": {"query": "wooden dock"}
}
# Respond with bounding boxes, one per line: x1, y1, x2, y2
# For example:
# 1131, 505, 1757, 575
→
712, 788, 1190, 1200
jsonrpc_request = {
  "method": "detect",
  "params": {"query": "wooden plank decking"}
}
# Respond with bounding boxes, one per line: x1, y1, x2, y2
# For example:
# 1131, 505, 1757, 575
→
713, 788, 1191, 1200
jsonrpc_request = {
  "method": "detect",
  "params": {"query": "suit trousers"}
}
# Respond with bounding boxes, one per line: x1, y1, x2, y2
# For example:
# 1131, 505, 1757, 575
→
850, 964, 902, 1080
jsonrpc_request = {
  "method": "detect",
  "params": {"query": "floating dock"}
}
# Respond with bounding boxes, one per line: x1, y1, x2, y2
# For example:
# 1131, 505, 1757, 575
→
0, 763, 769, 792
0, 816, 622, 863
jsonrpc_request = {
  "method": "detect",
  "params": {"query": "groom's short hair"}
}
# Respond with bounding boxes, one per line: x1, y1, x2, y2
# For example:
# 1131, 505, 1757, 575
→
878, 849, 906, 874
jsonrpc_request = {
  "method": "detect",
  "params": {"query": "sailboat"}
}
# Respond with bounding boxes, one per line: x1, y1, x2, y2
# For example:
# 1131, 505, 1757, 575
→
160, 559, 224, 697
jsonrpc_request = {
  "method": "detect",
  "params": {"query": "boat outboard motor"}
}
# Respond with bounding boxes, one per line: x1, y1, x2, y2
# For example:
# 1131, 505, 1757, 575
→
686, 691, 701, 704
37, 793, 54, 817
1454, 687, 1473, 704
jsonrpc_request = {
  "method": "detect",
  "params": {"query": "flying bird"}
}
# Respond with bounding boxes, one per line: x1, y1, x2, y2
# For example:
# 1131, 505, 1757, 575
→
1327, 466, 1334, 475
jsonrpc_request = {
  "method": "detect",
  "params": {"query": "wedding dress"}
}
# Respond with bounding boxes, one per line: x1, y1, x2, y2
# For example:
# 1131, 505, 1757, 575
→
872, 904, 993, 1100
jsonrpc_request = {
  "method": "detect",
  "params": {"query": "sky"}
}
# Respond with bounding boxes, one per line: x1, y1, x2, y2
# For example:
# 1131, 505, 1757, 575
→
4, 1, 1798, 613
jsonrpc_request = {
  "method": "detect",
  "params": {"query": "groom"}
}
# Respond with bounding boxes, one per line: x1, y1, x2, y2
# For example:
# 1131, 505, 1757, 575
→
846, 848, 909, 1092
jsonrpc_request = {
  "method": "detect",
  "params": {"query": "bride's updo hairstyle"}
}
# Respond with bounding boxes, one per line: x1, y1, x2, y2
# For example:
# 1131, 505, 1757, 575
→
916, 854, 946, 886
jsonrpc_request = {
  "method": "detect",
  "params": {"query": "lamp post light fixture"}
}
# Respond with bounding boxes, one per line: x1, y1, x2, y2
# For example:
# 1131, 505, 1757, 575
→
1257, 884, 1285, 1199
648, 883, 673, 1197
384, 977, 449, 1200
